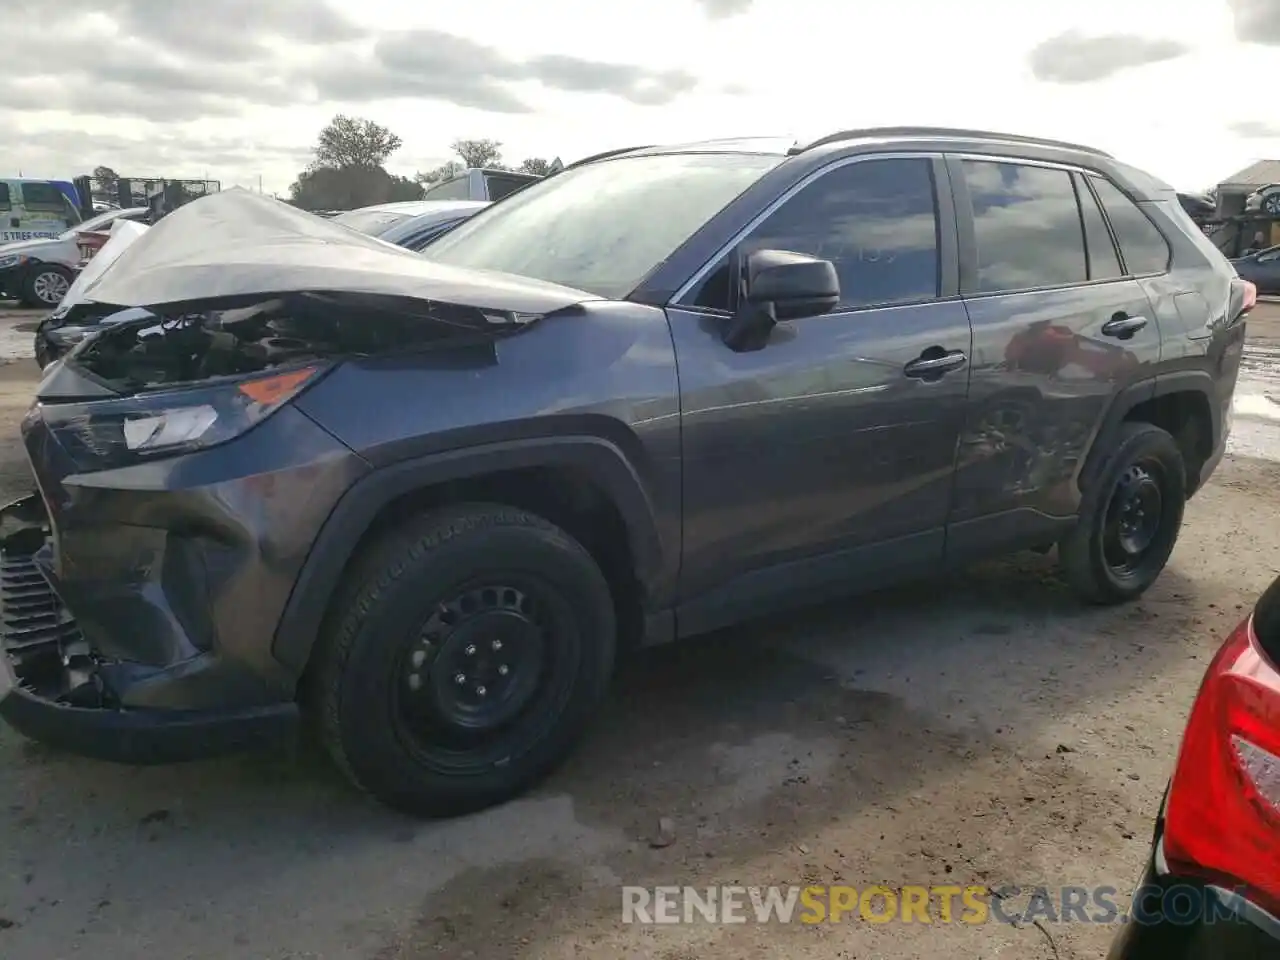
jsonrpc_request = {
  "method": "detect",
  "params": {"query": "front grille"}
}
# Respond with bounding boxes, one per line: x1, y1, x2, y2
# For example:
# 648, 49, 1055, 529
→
1, 548, 84, 673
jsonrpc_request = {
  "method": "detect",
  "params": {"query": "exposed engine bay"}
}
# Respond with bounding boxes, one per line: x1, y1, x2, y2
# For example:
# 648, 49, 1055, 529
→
68, 291, 530, 392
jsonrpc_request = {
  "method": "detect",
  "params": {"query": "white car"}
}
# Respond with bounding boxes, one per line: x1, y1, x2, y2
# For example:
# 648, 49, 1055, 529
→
0, 206, 149, 308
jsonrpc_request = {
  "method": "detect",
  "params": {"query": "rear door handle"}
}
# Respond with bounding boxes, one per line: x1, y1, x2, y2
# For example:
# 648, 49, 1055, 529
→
904, 349, 968, 379
1101, 314, 1148, 338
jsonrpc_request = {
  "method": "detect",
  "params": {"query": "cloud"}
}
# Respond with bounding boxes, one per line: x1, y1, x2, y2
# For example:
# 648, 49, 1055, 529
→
7, 125, 315, 177
315, 30, 699, 113
695, 0, 754, 18
1230, 120, 1280, 139
1228, 0, 1280, 45
1028, 31, 1190, 83
0, 1, 702, 122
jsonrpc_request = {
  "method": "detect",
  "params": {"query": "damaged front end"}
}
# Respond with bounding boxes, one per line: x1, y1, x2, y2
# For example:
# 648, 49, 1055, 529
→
1, 189, 592, 764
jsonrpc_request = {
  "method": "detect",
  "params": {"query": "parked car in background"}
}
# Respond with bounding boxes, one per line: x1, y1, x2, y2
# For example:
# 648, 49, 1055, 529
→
0, 178, 84, 243
1245, 183, 1280, 216
367, 201, 489, 250
331, 200, 488, 243
32, 218, 150, 367
0, 206, 149, 307
420, 167, 540, 202
1176, 192, 1216, 221
1231, 244, 1280, 295
1107, 574, 1280, 959
0, 131, 1251, 820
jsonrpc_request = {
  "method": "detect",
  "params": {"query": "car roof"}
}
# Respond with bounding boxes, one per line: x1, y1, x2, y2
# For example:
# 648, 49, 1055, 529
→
585, 127, 1171, 202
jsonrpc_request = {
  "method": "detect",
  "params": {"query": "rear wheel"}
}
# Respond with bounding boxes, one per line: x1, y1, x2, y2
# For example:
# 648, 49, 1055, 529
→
308, 504, 616, 817
1059, 422, 1186, 604
21, 264, 71, 309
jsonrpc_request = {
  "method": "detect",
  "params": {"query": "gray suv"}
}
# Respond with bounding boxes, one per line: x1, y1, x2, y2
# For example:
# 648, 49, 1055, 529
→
0, 128, 1253, 817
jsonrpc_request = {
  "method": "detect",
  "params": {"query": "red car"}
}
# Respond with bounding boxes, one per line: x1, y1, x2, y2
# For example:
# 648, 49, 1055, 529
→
1109, 574, 1280, 958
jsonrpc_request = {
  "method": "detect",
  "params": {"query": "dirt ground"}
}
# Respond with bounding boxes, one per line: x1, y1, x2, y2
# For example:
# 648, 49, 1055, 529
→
1, 304, 1280, 960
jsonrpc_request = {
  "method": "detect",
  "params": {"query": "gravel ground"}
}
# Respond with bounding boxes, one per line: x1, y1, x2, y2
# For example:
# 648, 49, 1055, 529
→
1, 303, 1279, 960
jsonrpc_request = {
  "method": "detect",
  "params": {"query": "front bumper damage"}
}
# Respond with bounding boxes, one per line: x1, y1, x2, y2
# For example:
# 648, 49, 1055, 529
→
0, 493, 299, 763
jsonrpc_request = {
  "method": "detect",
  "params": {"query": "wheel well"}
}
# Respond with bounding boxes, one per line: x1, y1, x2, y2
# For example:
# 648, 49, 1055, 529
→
342, 466, 644, 648
1122, 390, 1213, 493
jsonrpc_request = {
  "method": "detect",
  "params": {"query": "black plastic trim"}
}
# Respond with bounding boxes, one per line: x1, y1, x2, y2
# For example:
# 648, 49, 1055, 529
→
272, 436, 666, 674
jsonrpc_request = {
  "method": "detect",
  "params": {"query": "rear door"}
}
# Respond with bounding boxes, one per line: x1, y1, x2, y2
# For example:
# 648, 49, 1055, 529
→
945, 155, 1162, 561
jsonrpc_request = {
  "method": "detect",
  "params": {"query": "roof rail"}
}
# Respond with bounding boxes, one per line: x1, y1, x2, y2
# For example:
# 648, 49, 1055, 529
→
563, 145, 655, 170
792, 127, 1113, 159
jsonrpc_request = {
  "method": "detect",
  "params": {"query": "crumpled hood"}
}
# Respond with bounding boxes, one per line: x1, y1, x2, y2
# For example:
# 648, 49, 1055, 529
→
0, 236, 63, 258
79, 188, 597, 317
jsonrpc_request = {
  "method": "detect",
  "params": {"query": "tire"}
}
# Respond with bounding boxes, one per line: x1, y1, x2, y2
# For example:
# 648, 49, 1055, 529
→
1059, 422, 1186, 605
20, 264, 72, 309
308, 503, 617, 817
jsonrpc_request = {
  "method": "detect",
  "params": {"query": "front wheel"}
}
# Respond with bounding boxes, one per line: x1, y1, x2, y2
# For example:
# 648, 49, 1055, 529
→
308, 504, 617, 817
20, 264, 72, 309
1059, 422, 1186, 605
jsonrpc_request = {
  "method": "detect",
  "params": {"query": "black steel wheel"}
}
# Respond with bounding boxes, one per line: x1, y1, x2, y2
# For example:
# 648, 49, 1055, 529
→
309, 504, 616, 818
1059, 422, 1186, 605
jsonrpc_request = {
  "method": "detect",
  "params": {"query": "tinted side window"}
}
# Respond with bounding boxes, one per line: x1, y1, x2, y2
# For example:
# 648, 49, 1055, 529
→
691, 157, 939, 311
20, 181, 72, 214
485, 174, 534, 201
963, 160, 1087, 292
1074, 173, 1123, 281
0, 184, 9, 210
1089, 176, 1171, 276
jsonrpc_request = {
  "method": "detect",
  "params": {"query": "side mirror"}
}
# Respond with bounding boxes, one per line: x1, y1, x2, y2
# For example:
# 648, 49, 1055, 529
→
722, 249, 840, 351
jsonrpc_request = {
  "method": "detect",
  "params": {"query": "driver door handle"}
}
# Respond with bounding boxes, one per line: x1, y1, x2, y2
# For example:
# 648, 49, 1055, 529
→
904, 350, 968, 378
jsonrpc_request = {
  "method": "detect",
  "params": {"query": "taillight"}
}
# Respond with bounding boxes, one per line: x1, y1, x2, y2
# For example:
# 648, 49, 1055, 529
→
1242, 280, 1258, 314
1163, 617, 1280, 916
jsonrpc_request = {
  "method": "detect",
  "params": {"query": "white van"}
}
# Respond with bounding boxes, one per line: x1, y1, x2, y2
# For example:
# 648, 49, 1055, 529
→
0, 178, 83, 243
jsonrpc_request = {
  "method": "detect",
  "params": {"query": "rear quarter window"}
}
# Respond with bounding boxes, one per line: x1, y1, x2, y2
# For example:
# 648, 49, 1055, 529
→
0, 183, 9, 211
485, 174, 536, 201
1089, 176, 1171, 276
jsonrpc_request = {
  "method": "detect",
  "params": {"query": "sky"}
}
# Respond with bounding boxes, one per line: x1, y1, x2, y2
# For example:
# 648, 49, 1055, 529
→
2, 0, 1278, 196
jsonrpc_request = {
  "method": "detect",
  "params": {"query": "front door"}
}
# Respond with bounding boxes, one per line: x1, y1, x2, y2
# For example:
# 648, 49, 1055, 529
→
668, 153, 974, 635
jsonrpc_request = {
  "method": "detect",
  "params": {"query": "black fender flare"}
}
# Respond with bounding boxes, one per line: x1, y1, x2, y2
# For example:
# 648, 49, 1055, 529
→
1078, 371, 1219, 494
271, 435, 665, 674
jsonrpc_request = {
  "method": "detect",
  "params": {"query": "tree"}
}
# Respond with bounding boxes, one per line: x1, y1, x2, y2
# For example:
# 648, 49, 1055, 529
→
314, 115, 403, 169
288, 166, 423, 210
517, 157, 554, 176
451, 138, 505, 169
414, 160, 465, 186
93, 165, 120, 185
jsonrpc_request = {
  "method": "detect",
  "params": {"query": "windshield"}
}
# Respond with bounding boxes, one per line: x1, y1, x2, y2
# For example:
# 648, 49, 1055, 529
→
423, 152, 782, 298
331, 209, 412, 236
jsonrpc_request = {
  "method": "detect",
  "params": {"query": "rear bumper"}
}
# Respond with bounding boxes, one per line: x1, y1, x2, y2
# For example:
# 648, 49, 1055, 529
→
0, 493, 299, 763
1107, 802, 1279, 959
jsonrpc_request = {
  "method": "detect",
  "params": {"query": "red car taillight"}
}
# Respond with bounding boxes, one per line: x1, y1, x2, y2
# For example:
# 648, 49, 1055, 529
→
1242, 280, 1258, 314
1163, 616, 1280, 917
